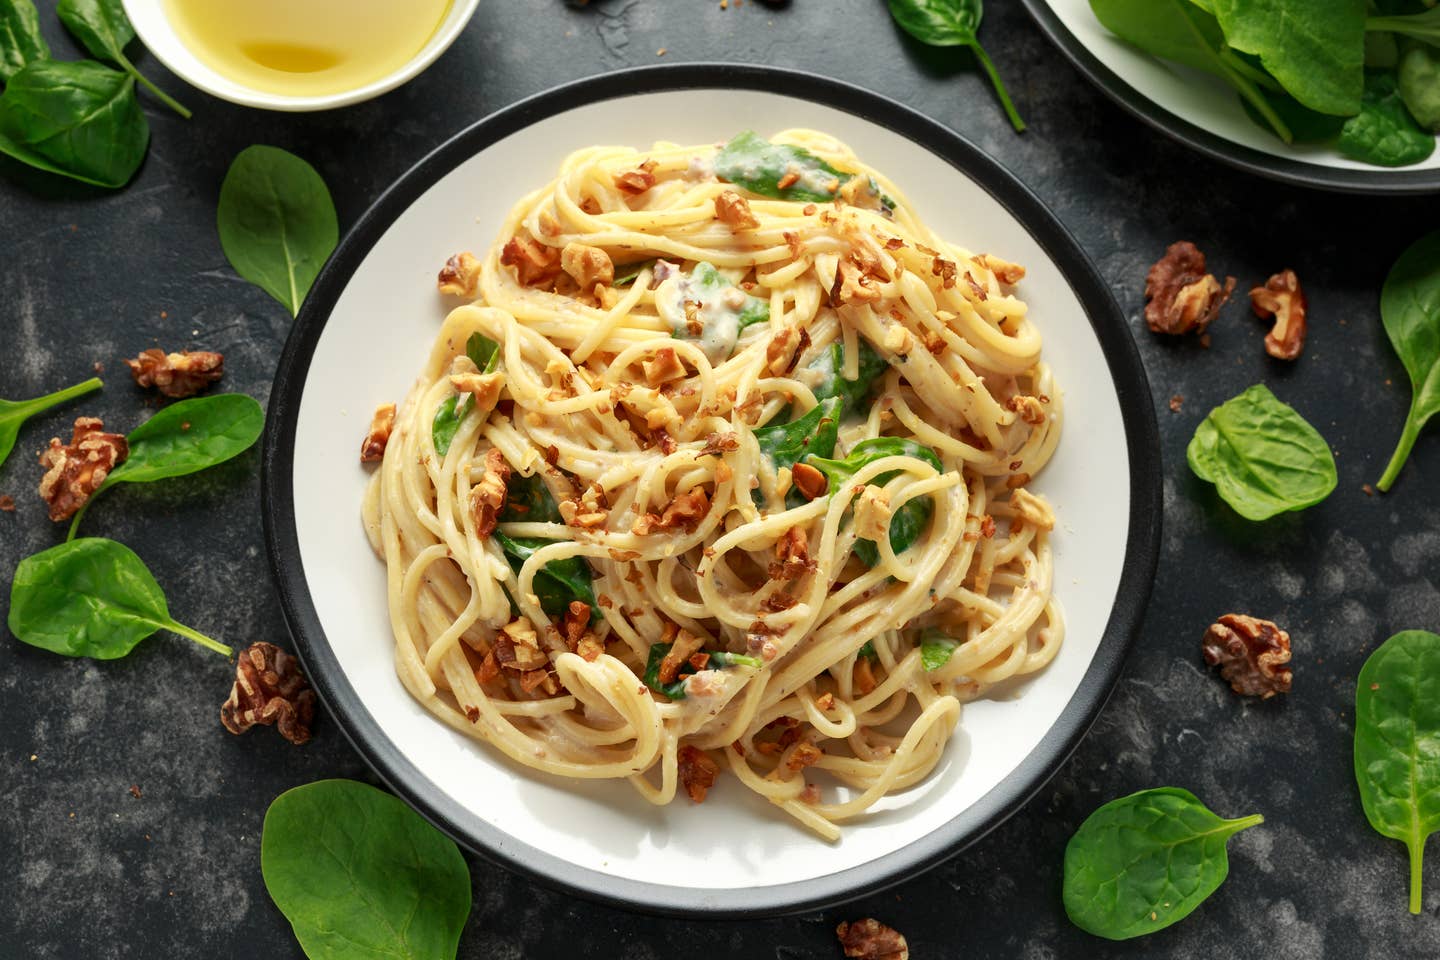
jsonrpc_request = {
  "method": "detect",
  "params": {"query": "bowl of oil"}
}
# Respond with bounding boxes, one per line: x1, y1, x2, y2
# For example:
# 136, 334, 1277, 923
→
123, 0, 480, 111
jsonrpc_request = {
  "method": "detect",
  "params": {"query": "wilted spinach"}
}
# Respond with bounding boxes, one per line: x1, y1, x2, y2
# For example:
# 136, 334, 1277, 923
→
433, 332, 501, 457
755, 396, 844, 476
1186, 384, 1337, 521
806, 437, 943, 563
498, 471, 563, 524
0, 375, 101, 470
642, 641, 761, 699
56, 0, 190, 117
217, 145, 339, 316
8, 537, 232, 658
919, 629, 958, 671
1338, 69, 1436, 166
714, 131, 857, 203
887, 0, 1026, 132
808, 337, 888, 416
1063, 787, 1264, 939
0, 59, 148, 188
1377, 230, 1440, 491
0, 0, 48, 82
493, 530, 598, 619
262, 779, 472, 960
1354, 629, 1440, 914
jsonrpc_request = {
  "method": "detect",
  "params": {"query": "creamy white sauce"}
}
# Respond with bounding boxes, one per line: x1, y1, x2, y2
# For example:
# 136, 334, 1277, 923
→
655, 266, 746, 363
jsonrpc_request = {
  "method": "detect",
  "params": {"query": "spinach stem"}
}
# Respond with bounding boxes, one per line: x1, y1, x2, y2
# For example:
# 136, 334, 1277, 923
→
1377, 407, 1421, 492
166, 619, 233, 657
65, 497, 94, 542
968, 42, 1026, 133
1219, 59, 1294, 143
1366, 15, 1440, 44
1218, 50, 1281, 92
1411, 836, 1424, 914
12, 376, 103, 417
115, 51, 192, 119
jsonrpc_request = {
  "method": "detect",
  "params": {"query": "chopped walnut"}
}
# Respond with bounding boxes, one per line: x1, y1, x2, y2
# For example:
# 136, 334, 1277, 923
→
853, 486, 893, 543
123, 349, 224, 398
1202, 614, 1292, 699
37, 417, 128, 522
786, 742, 823, 772
853, 656, 878, 696
495, 618, 549, 672
0, 494, 14, 513
1144, 242, 1235, 336
714, 190, 759, 230
560, 242, 614, 291
770, 526, 814, 581
642, 346, 687, 387
634, 488, 710, 534
790, 462, 827, 501
360, 403, 395, 463
932, 256, 958, 290
470, 448, 511, 540
437, 251, 482, 296
837, 919, 909, 960
766, 325, 801, 374
220, 642, 317, 745
1008, 488, 1055, 532
699, 431, 740, 457
577, 636, 605, 662
615, 159, 657, 195
882, 324, 914, 356
976, 252, 1025, 285
1007, 395, 1046, 426
829, 259, 882, 307
658, 630, 705, 684
450, 371, 505, 413
678, 744, 720, 802
562, 600, 591, 649
500, 235, 561, 286
1250, 269, 1307, 361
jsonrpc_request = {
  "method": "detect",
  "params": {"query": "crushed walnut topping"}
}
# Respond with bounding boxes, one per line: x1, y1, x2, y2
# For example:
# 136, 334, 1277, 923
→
37, 417, 128, 522
853, 486, 892, 543
615, 159, 657, 195
562, 600, 592, 650
633, 488, 710, 535
678, 744, 720, 802
658, 630, 705, 684
1144, 241, 1235, 336
437, 251, 482, 296
932, 256, 958, 290
786, 741, 823, 772
1202, 614, 1292, 699
500, 235, 561, 286
470, 448, 511, 540
698, 431, 740, 457
830, 259, 882, 306
220, 642, 317, 745
450, 370, 505, 412
0, 494, 14, 512
560, 241, 614, 292
853, 656, 878, 696
1250, 269, 1307, 361
976, 252, 1025, 285
771, 526, 814, 581
360, 403, 396, 463
837, 919, 909, 960
642, 345, 687, 387
124, 349, 224, 398
790, 462, 827, 501
766, 325, 801, 374
714, 190, 759, 230
495, 617, 549, 673
1008, 488, 1055, 532
1007, 395, 1046, 425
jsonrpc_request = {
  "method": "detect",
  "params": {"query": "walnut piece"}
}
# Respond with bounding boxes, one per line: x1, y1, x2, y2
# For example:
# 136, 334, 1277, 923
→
37, 417, 128, 522
1202, 614, 1292, 699
470, 448, 511, 540
790, 462, 827, 501
766, 325, 801, 374
500, 235, 561, 286
837, 919, 909, 960
124, 348, 224, 398
830, 259, 882, 306
642, 346, 687, 387
1008, 488, 1055, 532
560, 242, 614, 291
1144, 241, 1235, 336
678, 744, 720, 802
632, 488, 710, 535
976, 252, 1025, 285
360, 403, 396, 463
615, 159, 657, 196
1250, 269, 1307, 361
658, 630, 704, 684
714, 190, 759, 230
437, 251, 482, 297
220, 642, 317, 745
770, 526, 814, 581
853, 486, 892, 543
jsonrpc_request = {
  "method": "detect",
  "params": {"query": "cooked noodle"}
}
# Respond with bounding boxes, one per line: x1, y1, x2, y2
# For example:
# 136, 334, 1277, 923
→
362, 130, 1064, 840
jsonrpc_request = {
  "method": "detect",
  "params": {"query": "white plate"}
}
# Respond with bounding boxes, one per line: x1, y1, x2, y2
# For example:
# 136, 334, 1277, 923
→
1022, 0, 1440, 194
263, 64, 1161, 916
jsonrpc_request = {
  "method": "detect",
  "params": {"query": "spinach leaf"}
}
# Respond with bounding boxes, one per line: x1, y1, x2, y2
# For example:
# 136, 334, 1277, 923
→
217, 145, 338, 317
1206, 0, 1366, 117
0, 0, 48, 82
808, 337, 888, 416
55, 0, 190, 118
8, 537, 231, 658
887, 0, 1026, 132
1369, 6, 1440, 44
262, 779, 471, 960
693, 262, 769, 331
433, 332, 501, 458
857, 640, 878, 660
806, 437, 943, 563
1063, 787, 1264, 939
0, 375, 101, 470
1354, 630, 1440, 914
754, 396, 844, 475
1377, 230, 1440, 491
499, 472, 563, 524
612, 259, 655, 287
714, 131, 855, 203
1186, 384, 1337, 521
68, 393, 265, 538
0, 59, 148, 188
1240, 87, 1349, 141
1398, 43, 1440, 131
919, 629, 959, 671
493, 531, 598, 619
642, 642, 761, 700
1338, 70, 1437, 166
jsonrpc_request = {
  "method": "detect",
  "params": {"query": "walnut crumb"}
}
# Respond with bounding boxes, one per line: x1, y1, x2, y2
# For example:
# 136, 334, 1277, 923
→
0, 494, 13, 513
360, 403, 396, 463
437, 251, 482, 296
678, 744, 720, 802
1202, 614, 1292, 699
1169, 394, 1184, 413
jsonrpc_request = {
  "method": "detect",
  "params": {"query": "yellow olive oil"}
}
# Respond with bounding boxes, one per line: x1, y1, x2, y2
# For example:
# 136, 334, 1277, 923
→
163, 0, 453, 98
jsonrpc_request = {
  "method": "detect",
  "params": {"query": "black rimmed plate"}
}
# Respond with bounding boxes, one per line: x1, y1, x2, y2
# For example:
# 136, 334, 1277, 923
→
261, 63, 1161, 918
1021, 0, 1440, 194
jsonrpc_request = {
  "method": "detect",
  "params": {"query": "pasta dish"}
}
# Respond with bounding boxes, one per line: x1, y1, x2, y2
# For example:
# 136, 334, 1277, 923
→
361, 130, 1063, 840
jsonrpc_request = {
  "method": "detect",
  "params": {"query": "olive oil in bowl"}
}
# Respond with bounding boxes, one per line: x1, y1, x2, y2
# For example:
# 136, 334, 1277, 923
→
163, 0, 453, 98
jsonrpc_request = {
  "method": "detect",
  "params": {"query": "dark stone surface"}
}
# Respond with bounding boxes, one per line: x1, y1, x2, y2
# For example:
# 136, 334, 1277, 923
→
2, 1, 1439, 957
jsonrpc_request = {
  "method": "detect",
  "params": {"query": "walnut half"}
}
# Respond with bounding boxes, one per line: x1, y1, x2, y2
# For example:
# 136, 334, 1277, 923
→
837, 919, 909, 960
1144, 241, 1235, 336
124, 348, 224, 398
220, 642, 317, 744
37, 417, 128, 522
1202, 614, 1292, 699
1250, 269, 1307, 361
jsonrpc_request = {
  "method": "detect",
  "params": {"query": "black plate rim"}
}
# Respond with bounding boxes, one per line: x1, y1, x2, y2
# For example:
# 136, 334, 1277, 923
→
1018, 0, 1440, 195
261, 61, 1162, 919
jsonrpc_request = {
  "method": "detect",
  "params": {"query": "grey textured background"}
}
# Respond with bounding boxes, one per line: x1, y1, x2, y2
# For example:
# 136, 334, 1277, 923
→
3, 1, 1440, 957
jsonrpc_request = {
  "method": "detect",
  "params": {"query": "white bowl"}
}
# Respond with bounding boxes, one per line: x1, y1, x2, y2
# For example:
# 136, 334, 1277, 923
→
122, 0, 481, 112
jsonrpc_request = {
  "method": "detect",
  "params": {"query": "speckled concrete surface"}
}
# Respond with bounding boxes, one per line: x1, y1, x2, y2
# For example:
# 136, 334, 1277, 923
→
2, 2, 1439, 957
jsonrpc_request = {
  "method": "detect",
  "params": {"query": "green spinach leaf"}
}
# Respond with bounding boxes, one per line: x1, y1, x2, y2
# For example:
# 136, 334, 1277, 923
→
1240, 87, 1349, 141
0, 0, 49, 82
919, 629, 959, 671
1398, 42, 1440, 131
642, 642, 761, 700
0, 59, 148, 188
1377, 230, 1440, 491
67, 393, 265, 538
714, 131, 855, 203
1186, 384, 1337, 521
217, 145, 338, 317
499, 472, 563, 524
1205, 0, 1366, 116
754, 397, 844, 478
432, 332, 502, 458
1338, 69, 1437, 165
806, 437, 943, 563
1063, 787, 1264, 939
612, 258, 655, 287
888, 0, 1026, 131
8, 537, 231, 658
1354, 629, 1440, 914
808, 337, 888, 416
493, 531, 598, 619
262, 779, 471, 960
56, 0, 190, 118
0, 375, 101, 470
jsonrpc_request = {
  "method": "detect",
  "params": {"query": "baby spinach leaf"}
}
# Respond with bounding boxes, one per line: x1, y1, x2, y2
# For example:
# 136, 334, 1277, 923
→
695, 262, 770, 331
612, 258, 655, 287
808, 337, 888, 416
493, 531, 598, 619
807, 437, 943, 563
434, 331, 499, 458
499, 472, 563, 524
1377, 230, 1440, 491
1240, 87, 1349, 141
642, 642, 761, 700
714, 131, 855, 203
217, 145, 338, 317
1338, 70, 1437, 165
1398, 43, 1440, 132
67, 393, 265, 538
888, 0, 1026, 131
8, 537, 232, 658
1354, 630, 1440, 914
919, 629, 959, 671
1186, 384, 1337, 521
0, 375, 101, 470
55, 0, 189, 118
1205, 0, 1366, 116
0, 0, 49, 82
262, 779, 471, 960
755, 396, 844, 475
0, 59, 148, 188
1063, 787, 1264, 940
